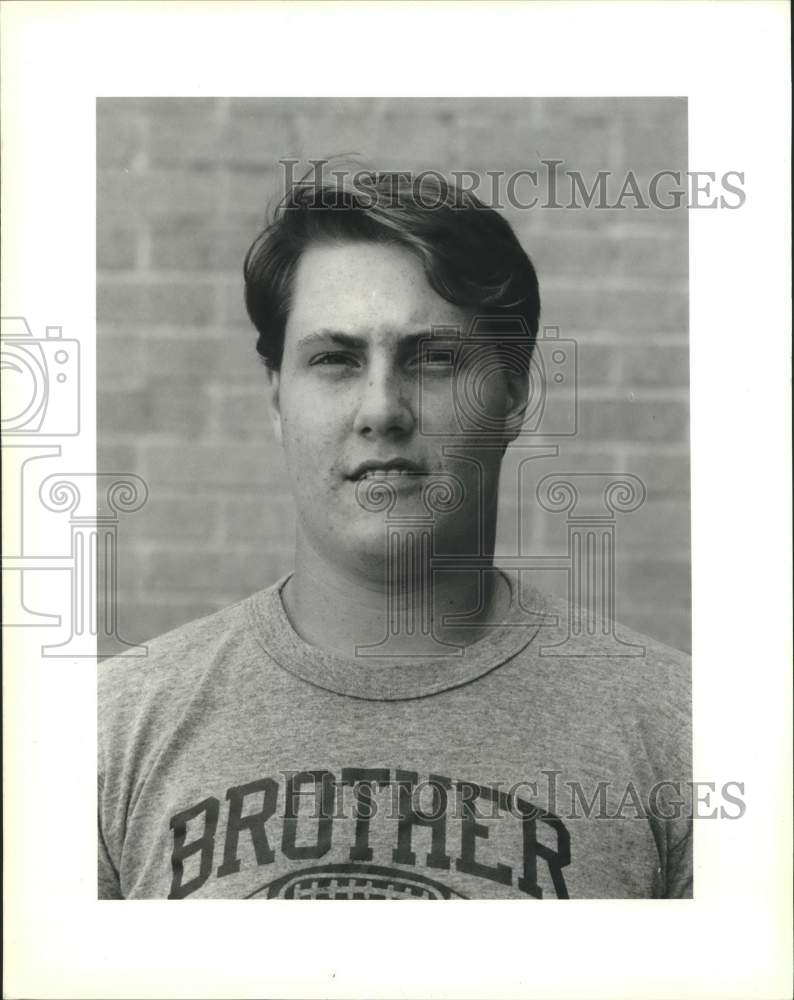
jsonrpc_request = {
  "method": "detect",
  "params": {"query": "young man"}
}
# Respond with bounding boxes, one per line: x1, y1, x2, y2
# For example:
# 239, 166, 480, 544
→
98, 172, 692, 900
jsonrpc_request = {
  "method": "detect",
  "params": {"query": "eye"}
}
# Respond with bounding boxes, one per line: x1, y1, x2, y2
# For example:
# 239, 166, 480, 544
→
309, 352, 360, 368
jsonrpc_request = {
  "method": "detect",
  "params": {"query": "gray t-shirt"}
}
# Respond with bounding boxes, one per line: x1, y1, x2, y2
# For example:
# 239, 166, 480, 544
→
98, 572, 692, 899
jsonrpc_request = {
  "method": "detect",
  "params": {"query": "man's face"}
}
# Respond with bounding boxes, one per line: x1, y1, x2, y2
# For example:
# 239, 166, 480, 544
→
268, 240, 523, 580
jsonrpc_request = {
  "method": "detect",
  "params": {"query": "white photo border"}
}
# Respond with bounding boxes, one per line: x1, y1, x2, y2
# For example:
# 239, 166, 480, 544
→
2, 2, 791, 998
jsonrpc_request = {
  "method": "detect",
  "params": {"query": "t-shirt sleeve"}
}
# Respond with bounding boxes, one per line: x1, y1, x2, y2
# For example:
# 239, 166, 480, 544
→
98, 766, 123, 898
640, 643, 693, 899
98, 825, 123, 899
662, 657, 693, 898
664, 818, 693, 898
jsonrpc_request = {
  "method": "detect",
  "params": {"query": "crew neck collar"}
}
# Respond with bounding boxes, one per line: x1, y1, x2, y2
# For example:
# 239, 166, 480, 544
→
246, 571, 548, 701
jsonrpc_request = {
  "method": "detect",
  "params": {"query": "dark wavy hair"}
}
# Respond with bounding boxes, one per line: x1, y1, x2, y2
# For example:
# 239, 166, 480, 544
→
243, 169, 540, 370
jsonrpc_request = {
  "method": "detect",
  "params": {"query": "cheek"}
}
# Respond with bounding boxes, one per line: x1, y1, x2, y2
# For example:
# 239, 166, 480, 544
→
423, 369, 509, 427
280, 396, 343, 466
416, 383, 458, 434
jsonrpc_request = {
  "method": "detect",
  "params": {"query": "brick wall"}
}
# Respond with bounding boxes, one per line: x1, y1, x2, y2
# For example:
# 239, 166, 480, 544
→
97, 97, 690, 654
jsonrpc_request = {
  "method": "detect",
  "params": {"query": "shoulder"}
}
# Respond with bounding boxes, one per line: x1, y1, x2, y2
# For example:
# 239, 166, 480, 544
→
97, 592, 264, 752
536, 590, 690, 695
99, 597, 247, 692
506, 578, 691, 734
502, 582, 692, 783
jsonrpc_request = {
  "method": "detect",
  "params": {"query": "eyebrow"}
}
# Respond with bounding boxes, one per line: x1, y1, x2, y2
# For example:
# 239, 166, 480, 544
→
295, 328, 438, 353
295, 330, 367, 351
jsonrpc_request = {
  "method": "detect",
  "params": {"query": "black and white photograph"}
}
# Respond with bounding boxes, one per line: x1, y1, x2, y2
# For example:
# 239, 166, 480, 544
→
97, 97, 695, 902
2, 2, 791, 998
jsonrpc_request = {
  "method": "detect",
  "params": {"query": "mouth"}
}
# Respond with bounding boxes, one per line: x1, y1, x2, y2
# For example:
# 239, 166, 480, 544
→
348, 459, 428, 481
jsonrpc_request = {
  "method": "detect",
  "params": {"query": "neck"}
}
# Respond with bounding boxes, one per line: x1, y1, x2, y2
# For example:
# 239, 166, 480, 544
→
283, 532, 509, 658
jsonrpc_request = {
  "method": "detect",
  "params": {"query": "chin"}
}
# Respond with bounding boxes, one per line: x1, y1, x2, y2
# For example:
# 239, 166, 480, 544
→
343, 523, 392, 570
343, 521, 447, 586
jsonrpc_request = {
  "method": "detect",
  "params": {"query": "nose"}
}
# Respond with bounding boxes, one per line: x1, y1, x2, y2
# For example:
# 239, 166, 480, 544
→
352, 362, 415, 440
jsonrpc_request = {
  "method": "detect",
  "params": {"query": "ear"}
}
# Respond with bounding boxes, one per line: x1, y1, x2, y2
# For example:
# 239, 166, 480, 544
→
266, 366, 283, 445
502, 366, 529, 447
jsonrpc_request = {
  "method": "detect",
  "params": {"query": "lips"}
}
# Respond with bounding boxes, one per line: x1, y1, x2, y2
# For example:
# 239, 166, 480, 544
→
348, 458, 427, 481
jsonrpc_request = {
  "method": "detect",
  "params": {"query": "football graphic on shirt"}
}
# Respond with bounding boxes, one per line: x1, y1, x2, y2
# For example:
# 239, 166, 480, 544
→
247, 863, 467, 899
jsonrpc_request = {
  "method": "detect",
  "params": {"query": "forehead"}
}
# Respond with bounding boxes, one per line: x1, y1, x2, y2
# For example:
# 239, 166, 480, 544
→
284, 241, 471, 341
